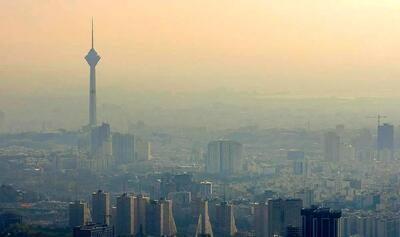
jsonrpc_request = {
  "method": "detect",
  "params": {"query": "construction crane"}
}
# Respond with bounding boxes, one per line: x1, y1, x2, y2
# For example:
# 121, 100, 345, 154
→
366, 114, 390, 160
366, 114, 387, 127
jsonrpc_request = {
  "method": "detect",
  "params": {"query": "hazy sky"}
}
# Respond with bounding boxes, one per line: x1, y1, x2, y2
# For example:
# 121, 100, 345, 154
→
2, 0, 400, 96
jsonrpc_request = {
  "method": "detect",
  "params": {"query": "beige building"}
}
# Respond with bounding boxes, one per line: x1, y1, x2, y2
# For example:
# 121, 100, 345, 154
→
134, 195, 150, 235
195, 200, 214, 237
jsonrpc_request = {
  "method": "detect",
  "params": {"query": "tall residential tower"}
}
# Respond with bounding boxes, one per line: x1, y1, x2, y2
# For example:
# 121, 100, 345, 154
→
85, 19, 101, 127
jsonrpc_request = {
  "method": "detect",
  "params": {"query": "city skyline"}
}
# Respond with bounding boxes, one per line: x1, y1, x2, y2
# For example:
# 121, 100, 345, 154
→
1, 2, 400, 237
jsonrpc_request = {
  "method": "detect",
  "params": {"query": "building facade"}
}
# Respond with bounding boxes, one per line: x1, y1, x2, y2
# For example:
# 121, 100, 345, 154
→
206, 140, 243, 175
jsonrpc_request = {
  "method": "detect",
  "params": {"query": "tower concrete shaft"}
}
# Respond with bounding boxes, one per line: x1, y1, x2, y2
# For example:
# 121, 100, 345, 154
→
85, 19, 100, 127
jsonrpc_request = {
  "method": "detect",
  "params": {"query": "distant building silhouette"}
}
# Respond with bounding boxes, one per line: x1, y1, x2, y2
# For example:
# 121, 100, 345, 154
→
135, 137, 151, 161
90, 123, 111, 155
377, 123, 394, 159
90, 123, 112, 170
206, 140, 243, 175
112, 133, 135, 164
324, 131, 340, 161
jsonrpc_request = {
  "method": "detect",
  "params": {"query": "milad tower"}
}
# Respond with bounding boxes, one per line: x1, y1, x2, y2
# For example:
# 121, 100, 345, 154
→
85, 19, 101, 127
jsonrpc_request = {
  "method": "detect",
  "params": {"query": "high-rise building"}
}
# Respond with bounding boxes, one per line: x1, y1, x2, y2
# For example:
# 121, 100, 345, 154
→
135, 138, 151, 161
134, 195, 150, 235
90, 123, 111, 156
268, 199, 284, 237
112, 133, 135, 164
324, 132, 340, 161
146, 200, 163, 237
354, 128, 373, 161
69, 200, 91, 228
159, 199, 177, 237
195, 200, 214, 237
377, 123, 394, 159
200, 181, 213, 200
268, 199, 302, 237
340, 210, 400, 237
73, 224, 114, 237
283, 199, 303, 234
206, 140, 243, 175
146, 199, 177, 237
85, 19, 101, 128
215, 202, 237, 237
116, 193, 136, 236
90, 123, 112, 170
92, 190, 110, 226
301, 206, 341, 237
254, 202, 268, 237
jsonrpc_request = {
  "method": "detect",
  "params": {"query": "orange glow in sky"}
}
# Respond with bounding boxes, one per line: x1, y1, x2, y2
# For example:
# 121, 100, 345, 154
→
2, 1, 400, 95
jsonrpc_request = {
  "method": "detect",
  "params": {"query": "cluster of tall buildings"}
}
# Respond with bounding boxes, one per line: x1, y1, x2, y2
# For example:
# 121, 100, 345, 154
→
254, 200, 342, 237
70, 190, 177, 237
254, 198, 303, 237
324, 123, 396, 162
340, 210, 400, 237
194, 199, 237, 237
65, 158, 352, 237
81, 122, 151, 171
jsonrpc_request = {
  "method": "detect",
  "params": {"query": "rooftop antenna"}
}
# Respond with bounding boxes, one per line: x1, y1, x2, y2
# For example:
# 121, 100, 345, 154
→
91, 18, 94, 49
